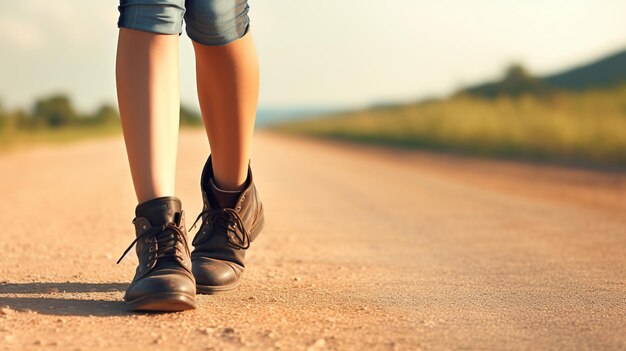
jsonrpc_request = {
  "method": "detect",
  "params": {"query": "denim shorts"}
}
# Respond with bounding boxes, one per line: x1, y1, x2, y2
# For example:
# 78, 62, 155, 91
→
117, 0, 250, 46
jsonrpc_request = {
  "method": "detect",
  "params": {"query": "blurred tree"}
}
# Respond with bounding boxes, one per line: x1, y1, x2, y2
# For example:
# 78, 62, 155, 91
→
460, 64, 550, 99
31, 94, 79, 128
500, 64, 547, 97
180, 104, 202, 126
0, 100, 6, 133
13, 108, 32, 129
91, 104, 120, 125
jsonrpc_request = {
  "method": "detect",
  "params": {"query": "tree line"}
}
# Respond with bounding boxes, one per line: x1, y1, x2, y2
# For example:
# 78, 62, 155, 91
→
0, 93, 202, 133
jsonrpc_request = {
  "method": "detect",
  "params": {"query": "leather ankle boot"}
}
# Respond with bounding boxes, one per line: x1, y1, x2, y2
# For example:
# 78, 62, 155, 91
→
117, 196, 196, 311
189, 155, 265, 293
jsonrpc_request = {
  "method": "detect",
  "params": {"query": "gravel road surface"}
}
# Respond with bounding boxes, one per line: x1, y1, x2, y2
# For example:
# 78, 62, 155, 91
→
0, 130, 624, 350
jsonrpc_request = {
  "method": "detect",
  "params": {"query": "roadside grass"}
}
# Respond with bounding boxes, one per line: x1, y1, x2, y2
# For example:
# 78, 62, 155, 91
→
0, 123, 123, 153
0, 123, 208, 153
271, 86, 626, 167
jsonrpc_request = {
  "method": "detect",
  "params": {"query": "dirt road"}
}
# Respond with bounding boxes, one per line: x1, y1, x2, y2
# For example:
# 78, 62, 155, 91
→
0, 130, 625, 350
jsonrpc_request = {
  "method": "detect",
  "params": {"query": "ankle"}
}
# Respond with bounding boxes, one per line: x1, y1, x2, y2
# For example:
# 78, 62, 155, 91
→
212, 176, 246, 192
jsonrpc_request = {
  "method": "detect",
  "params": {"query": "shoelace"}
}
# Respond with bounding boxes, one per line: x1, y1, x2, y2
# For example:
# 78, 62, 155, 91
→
189, 208, 250, 250
116, 222, 190, 264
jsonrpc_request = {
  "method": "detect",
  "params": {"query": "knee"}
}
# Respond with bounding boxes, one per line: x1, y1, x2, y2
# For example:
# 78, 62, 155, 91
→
117, 0, 185, 35
184, 0, 250, 46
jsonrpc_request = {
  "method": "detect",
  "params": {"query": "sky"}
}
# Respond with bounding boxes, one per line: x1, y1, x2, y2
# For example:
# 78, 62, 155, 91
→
0, 0, 625, 114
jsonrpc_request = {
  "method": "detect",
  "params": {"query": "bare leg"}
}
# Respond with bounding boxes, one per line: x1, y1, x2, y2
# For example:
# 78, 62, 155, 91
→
115, 28, 180, 203
192, 31, 260, 191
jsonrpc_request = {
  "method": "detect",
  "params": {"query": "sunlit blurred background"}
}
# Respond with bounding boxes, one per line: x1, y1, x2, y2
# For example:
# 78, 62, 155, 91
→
1, 0, 626, 165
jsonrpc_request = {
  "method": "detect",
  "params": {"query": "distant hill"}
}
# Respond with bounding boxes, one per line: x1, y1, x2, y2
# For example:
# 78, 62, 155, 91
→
461, 48, 626, 98
544, 49, 626, 90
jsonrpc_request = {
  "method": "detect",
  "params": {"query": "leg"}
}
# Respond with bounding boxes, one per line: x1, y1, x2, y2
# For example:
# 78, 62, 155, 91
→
187, 1, 259, 191
115, 0, 196, 312
185, 0, 265, 293
115, 28, 181, 202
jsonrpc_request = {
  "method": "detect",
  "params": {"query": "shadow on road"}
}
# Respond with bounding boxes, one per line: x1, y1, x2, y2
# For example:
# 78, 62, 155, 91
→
0, 282, 134, 316
0, 282, 127, 294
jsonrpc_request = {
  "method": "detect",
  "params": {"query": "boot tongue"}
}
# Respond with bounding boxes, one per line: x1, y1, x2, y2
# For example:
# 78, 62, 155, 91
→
135, 196, 182, 227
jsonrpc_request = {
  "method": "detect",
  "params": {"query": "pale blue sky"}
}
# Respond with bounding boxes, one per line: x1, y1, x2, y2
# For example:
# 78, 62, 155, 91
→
0, 0, 625, 113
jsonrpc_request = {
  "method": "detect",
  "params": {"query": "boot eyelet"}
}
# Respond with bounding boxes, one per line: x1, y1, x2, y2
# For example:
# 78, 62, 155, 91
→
241, 196, 245, 201
148, 247, 154, 252
236, 206, 241, 211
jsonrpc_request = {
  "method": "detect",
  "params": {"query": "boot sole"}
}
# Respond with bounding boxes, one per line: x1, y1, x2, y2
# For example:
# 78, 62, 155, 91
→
196, 280, 242, 294
196, 214, 265, 295
125, 292, 197, 312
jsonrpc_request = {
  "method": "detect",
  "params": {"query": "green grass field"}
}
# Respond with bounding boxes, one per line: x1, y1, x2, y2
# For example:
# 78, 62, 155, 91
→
0, 123, 122, 152
272, 86, 626, 167
0, 95, 204, 153
0, 122, 204, 153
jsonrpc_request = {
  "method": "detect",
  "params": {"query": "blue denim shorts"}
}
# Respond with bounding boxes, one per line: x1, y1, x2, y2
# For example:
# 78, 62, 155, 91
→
117, 0, 250, 46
